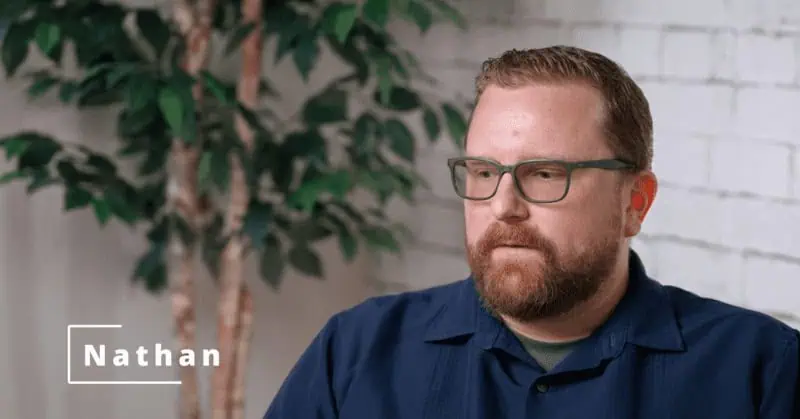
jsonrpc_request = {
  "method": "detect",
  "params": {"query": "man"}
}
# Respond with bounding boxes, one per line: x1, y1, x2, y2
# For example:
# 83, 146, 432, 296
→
263, 46, 800, 418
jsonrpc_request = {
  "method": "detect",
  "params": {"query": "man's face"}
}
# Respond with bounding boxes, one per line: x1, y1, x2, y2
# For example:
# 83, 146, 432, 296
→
463, 82, 634, 322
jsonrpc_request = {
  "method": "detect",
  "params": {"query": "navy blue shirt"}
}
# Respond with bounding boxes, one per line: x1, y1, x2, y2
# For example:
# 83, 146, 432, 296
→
263, 250, 800, 418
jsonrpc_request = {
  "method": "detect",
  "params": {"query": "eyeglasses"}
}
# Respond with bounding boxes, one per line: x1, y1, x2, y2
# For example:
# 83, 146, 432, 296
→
447, 157, 636, 204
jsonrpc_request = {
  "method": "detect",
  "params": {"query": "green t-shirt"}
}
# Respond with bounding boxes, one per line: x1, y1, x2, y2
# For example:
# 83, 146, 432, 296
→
513, 332, 584, 371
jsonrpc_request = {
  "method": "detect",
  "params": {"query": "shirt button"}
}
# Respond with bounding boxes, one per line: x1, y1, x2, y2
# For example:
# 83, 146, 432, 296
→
535, 382, 549, 393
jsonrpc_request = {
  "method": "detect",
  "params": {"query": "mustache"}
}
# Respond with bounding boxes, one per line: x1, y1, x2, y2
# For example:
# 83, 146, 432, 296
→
477, 223, 553, 253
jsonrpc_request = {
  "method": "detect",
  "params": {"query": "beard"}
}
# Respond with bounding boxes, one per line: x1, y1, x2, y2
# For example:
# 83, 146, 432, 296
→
466, 219, 621, 322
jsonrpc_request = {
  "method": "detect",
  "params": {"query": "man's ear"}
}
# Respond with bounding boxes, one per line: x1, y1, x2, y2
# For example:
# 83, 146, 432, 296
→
625, 170, 657, 237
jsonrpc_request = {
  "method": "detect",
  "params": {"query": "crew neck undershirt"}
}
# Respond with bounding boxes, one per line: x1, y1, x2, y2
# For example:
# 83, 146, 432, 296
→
512, 332, 586, 371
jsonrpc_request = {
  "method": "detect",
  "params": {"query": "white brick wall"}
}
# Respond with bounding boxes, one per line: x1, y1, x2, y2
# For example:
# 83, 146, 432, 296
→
381, 0, 800, 326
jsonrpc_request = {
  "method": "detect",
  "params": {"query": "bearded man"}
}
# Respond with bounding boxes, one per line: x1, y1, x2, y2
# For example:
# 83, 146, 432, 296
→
263, 46, 800, 419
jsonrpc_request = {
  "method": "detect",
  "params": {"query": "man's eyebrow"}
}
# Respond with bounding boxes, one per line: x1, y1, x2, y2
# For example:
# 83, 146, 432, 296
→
462, 154, 575, 161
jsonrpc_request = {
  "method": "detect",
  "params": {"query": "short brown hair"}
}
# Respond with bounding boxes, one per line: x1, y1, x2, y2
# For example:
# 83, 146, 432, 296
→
474, 45, 653, 171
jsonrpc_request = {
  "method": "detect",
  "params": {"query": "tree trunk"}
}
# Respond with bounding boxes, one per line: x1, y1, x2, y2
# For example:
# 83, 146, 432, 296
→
230, 285, 254, 419
211, 0, 263, 416
169, 0, 216, 418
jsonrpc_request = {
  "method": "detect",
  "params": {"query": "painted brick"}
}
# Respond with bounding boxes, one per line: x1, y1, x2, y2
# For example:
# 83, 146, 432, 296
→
616, 28, 661, 77
742, 255, 800, 317
735, 88, 800, 143
543, 0, 605, 22
708, 140, 792, 199
456, 0, 515, 24
598, 0, 727, 27
569, 25, 620, 60
640, 82, 734, 135
455, 23, 562, 65
793, 148, 800, 199
726, 0, 800, 31
642, 187, 729, 245
711, 32, 737, 80
735, 34, 797, 84
652, 133, 710, 188
719, 197, 800, 258
662, 31, 714, 80
653, 241, 744, 305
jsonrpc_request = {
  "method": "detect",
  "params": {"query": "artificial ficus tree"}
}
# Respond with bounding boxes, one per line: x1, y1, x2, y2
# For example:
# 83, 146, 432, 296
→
0, 0, 470, 417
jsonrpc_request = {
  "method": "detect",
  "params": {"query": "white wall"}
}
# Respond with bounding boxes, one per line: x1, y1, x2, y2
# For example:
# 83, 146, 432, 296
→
2, 0, 800, 418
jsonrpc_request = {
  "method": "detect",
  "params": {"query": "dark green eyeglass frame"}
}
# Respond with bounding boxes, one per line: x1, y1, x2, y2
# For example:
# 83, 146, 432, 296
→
446, 157, 637, 204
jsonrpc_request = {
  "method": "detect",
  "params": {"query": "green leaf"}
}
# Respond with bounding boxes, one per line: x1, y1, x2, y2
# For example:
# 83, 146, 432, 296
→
288, 169, 353, 212
282, 130, 327, 163
107, 65, 136, 88
242, 201, 274, 249
64, 186, 93, 211
1, 21, 34, 77
136, 10, 172, 56
86, 153, 117, 176
360, 224, 401, 252
375, 54, 392, 105
27, 73, 59, 98
288, 245, 323, 278
289, 219, 334, 243
91, 198, 112, 226
35, 23, 60, 57
373, 86, 420, 111
442, 103, 467, 147
330, 4, 358, 44
157, 85, 185, 137
59, 81, 78, 103
104, 182, 138, 225
224, 22, 257, 56
352, 113, 380, 150
422, 107, 441, 142
25, 168, 57, 194
302, 88, 348, 125
143, 263, 167, 293
133, 241, 166, 282
406, 1, 433, 32
363, 0, 390, 27
384, 119, 415, 161
198, 150, 213, 192
0, 171, 25, 185
260, 234, 285, 289
293, 34, 320, 81
200, 71, 232, 104
126, 73, 157, 111
1, 135, 31, 160
210, 148, 230, 190
338, 228, 358, 262
17, 137, 62, 170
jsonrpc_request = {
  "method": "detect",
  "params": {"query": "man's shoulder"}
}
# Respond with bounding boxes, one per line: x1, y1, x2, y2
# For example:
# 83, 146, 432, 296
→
661, 282, 800, 349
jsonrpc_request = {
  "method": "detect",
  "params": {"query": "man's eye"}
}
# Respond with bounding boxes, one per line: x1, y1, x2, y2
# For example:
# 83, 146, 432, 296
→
534, 170, 556, 179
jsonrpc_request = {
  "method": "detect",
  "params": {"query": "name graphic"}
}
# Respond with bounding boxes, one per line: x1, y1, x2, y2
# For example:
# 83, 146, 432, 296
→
68, 324, 219, 385
84, 343, 219, 367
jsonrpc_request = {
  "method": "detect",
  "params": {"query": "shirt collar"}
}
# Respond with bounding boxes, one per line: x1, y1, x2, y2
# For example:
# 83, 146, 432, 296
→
423, 249, 685, 354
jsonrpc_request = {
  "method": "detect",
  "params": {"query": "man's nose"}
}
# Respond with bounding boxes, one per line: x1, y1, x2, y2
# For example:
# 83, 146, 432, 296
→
490, 173, 529, 222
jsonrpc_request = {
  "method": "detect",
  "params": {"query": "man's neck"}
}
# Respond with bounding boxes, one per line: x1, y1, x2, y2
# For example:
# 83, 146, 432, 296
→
501, 256, 631, 344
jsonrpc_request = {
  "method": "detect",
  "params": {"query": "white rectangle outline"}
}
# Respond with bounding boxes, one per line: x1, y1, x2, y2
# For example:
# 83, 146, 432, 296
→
67, 324, 181, 385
